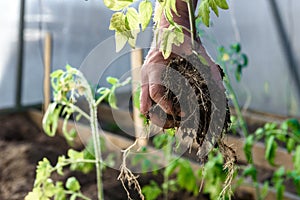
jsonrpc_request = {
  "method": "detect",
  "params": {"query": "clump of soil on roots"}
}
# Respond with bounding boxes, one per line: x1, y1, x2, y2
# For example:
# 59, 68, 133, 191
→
149, 54, 236, 196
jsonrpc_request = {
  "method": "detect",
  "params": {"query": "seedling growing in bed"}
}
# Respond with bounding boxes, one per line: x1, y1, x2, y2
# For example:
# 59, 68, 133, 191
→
26, 65, 130, 200
242, 119, 300, 200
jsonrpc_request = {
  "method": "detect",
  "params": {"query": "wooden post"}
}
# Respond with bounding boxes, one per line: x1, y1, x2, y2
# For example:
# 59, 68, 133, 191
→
43, 33, 52, 113
130, 48, 147, 147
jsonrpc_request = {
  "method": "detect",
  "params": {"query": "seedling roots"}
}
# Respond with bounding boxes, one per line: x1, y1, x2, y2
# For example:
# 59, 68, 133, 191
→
149, 54, 236, 197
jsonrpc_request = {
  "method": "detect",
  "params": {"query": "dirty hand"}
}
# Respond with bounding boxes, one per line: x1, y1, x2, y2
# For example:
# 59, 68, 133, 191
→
140, 0, 223, 128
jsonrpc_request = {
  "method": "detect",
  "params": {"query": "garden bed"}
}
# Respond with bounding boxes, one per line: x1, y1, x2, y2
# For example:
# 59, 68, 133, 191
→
0, 113, 212, 200
1, 111, 299, 200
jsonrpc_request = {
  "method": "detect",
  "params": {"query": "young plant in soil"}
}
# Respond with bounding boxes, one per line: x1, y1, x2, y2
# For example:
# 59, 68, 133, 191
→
242, 119, 300, 200
209, 34, 300, 198
26, 65, 130, 200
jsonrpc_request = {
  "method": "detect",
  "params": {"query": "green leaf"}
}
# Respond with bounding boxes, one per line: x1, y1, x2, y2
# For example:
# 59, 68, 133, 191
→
54, 182, 66, 200
153, 2, 163, 27
242, 164, 257, 181
264, 122, 277, 131
103, 0, 133, 11
128, 29, 138, 48
35, 158, 52, 186
43, 179, 56, 197
254, 127, 264, 139
142, 181, 162, 200
261, 181, 269, 199
108, 86, 118, 109
164, 159, 179, 177
70, 194, 77, 200
168, 0, 178, 16
286, 118, 300, 135
287, 138, 295, 153
235, 64, 242, 82
294, 146, 300, 173
177, 160, 197, 193
66, 177, 80, 192
110, 12, 135, 51
209, 0, 219, 16
126, 7, 140, 30
165, 128, 176, 137
42, 103, 62, 137
241, 53, 248, 66
231, 43, 241, 53
153, 134, 168, 149
198, 1, 210, 27
62, 112, 77, 143
55, 156, 66, 176
139, 1, 153, 31
106, 76, 119, 85
25, 190, 42, 200
50, 70, 64, 79
216, 0, 229, 9
109, 12, 125, 32
274, 166, 285, 177
133, 84, 141, 109
115, 32, 127, 52
173, 27, 184, 46
265, 136, 277, 166
160, 28, 176, 59
243, 135, 254, 163
275, 183, 285, 200
109, 12, 133, 38
68, 149, 84, 161
164, 8, 176, 27
272, 167, 285, 200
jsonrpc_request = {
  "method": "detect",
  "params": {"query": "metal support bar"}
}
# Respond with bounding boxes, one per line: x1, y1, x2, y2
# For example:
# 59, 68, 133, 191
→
15, 0, 26, 108
268, 0, 300, 97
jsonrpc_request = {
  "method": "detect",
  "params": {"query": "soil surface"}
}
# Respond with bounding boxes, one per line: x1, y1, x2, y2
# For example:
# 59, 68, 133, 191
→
0, 113, 213, 200
7, 112, 293, 200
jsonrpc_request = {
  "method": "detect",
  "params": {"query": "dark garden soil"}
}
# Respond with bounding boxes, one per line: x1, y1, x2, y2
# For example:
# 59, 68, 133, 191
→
0, 113, 215, 200
5, 112, 297, 200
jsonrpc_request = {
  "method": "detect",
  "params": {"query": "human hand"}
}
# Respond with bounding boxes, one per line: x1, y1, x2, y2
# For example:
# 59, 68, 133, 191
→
140, 0, 224, 128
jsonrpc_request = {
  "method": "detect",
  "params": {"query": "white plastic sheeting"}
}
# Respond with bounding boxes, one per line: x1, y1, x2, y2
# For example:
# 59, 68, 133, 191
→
0, 0, 299, 116
201, 0, 300, 116
0, 1, 20, 108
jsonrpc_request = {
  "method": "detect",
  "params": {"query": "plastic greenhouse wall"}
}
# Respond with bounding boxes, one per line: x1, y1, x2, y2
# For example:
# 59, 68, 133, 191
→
0, 0, 299, 117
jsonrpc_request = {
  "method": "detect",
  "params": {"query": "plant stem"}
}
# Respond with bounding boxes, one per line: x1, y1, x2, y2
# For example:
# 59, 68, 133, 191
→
64, 191, 92, 200
75, 70, 104, 200
254, 182, 262, 200
60, 102, 90, 120
90, 102, 104, 200
186, 0, 196, 50
51, 159, 96, 173
163, 135, 173, 200
95, 91, 109, 106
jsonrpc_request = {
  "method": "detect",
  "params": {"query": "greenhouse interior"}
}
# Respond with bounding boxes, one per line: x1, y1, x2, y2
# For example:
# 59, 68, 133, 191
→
1, 0, 300, 200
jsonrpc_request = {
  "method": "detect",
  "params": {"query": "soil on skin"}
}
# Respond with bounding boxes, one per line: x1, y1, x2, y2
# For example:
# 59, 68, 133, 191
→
149, 54, 234, 163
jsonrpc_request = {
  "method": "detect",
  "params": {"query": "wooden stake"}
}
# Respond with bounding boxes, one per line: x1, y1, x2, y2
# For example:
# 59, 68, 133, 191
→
43, 33, 52, 113
130, 48, 147, 147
